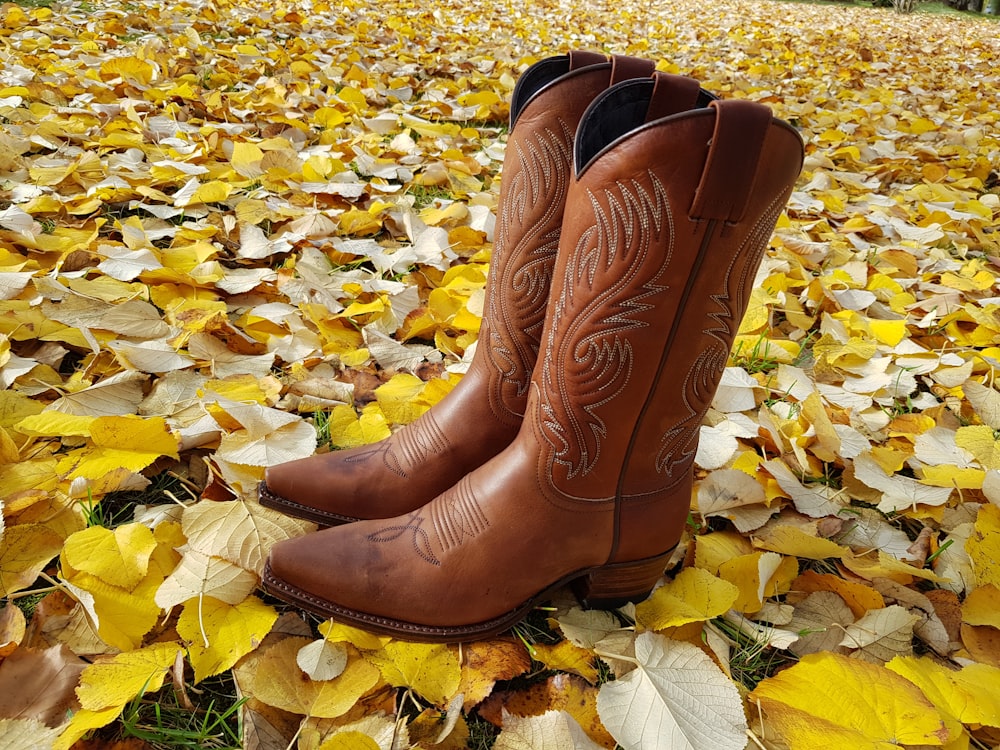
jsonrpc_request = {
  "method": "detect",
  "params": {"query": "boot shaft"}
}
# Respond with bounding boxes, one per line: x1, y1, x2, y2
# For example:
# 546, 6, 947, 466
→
482, 53, 658, 421
532, 75, 804, 512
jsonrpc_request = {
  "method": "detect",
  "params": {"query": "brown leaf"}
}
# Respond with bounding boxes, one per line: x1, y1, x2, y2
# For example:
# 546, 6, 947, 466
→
0, 644, 86, 726
961, 623, 1000, 669
787, 591, 855, 657
458, 638, 532, 710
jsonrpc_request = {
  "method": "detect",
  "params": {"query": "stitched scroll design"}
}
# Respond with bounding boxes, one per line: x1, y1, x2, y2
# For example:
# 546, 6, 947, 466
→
485, 120, 574, 411
344, 413, 450, 479
367, 511, 441, 567
539, 172, 673, 481
656, 194, 788, 480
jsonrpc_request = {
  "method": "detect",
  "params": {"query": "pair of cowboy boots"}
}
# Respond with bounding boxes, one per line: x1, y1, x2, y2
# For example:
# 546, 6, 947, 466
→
259, 52, 804, 642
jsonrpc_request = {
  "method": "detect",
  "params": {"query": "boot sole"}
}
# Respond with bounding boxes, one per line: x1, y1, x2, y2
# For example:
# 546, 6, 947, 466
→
261, 550, 673, 642
257, 481, 359, 527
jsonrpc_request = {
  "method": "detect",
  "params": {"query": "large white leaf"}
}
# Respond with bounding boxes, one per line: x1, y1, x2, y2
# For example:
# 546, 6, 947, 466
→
596, 632, 747, 750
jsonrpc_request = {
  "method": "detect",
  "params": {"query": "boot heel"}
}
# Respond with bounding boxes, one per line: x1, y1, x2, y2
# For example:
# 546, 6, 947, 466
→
572, 551, 673, 609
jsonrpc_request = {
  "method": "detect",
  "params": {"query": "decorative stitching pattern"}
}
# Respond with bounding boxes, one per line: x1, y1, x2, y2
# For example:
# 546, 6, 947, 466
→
431, 476, 490, 551
486, 120, 574, 413
367, 511, 441, 566
655, 194, 788, 477
343, 413, 450, 479
539, 172, 673, 480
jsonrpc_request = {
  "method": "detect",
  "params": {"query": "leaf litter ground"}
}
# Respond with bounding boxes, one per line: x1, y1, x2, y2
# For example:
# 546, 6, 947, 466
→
1, 0, 999, 748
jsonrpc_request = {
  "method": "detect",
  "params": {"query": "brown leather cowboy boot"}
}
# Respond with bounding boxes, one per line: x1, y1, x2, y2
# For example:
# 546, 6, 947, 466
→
258, 52, 674, 525
263, 74, 804, 641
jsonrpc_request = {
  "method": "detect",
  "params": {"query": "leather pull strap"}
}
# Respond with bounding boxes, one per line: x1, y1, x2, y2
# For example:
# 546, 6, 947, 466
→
644, 72, 703, 123
690, 99, 772, 223
568, 50, 609, 69
609, 54, 656, 84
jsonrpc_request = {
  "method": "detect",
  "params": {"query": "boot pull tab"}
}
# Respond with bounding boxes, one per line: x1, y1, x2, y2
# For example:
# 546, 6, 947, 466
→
644, 72, 703, 123
690, 99, 773, 223
609, 55, 656, 84
568, 50, 609, 69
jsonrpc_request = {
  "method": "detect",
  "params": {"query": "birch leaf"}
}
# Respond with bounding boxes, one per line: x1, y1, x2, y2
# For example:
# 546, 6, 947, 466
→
297, 639, 349, 682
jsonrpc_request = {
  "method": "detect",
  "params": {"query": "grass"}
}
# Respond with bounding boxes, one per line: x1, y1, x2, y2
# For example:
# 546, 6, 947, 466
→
712, 617, 798, 690
117, 672, 245, 750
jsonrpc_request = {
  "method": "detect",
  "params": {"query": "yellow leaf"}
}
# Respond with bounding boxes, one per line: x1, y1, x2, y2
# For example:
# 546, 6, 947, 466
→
887, 655, 1000, 731
753, 524, 849, 560
250, 637, 380, 718
76, 641, 182, 710
68, 415, 180, 480
62, 524, 157, 591
54, 705, 123, 750
317, 620, 388, 651
366, 641, 461, 706
920, 465, 985, 489
693, 530, 754, 575
961, 584, 1000, 628
955, 426, 1000, 469
99, 56, 155, 85
375, 373, 429, 425
177, 595, 278, 682
187, 180, 233, 206
0, 523, 64, 598
749, 651, 951, 749
230, 141, 265, 178
328, 404, 391, 449
317, 733, 380, 750
635, 567, 739, 630
967, 503, 1000, 589
717, 551, 797, 614
63, 547, 171, 651
14, 411, 95, 437
529, 640, 598, 684
841, 550, 948, 584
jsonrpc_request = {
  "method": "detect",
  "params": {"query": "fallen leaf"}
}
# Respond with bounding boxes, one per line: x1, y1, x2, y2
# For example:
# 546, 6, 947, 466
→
596, 632, 747, 750
749, 651, 950, 748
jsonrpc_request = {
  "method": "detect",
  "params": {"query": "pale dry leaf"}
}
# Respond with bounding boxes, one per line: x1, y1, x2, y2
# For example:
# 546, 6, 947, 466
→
154, 548, 258, 611
871, 578, 951, 656
963, 379, 1000, 430
838, 604, 919, 662
696, 469, 773, 532
0, 718, 62, 750
42, 295, 171, 339
764, 459, 845, 517
48, 371, 148, 416
296, 639, 349, 682
787, 591, 856, 657
181, 499, 314, 576
852, 452, 953, 513
596, 632, 747, 750
554, 608, 622, 650
493, 710, 603, 750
